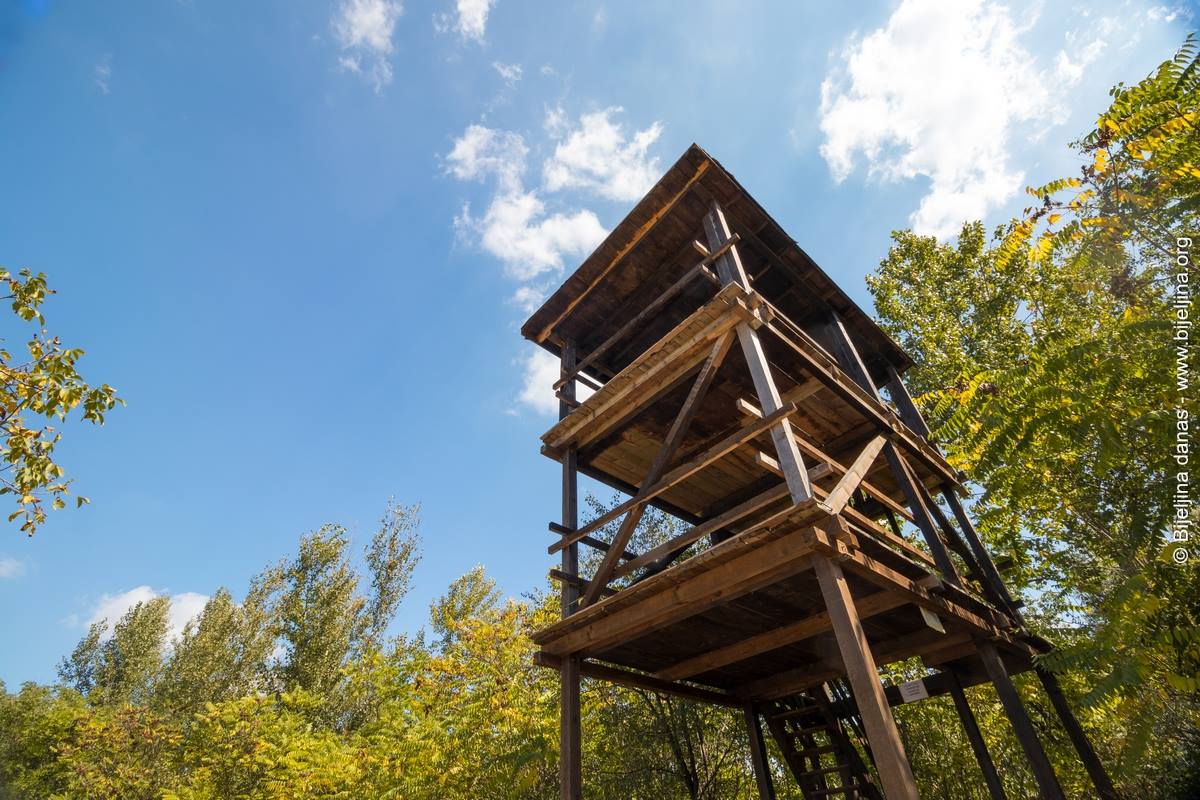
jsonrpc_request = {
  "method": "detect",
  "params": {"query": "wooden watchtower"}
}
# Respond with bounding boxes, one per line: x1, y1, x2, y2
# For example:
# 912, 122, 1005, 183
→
524, 145, 1117, 800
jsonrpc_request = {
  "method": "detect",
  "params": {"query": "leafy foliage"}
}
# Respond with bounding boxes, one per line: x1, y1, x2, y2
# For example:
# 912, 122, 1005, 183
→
0, 268, 120, 535
869, 37, 1200, 789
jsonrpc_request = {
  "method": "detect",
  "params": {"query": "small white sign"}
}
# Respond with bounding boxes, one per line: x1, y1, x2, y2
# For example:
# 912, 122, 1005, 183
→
898, 679, 930, 704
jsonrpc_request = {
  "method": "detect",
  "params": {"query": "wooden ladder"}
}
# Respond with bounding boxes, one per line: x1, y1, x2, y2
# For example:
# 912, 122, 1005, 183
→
763, 683, 883, 799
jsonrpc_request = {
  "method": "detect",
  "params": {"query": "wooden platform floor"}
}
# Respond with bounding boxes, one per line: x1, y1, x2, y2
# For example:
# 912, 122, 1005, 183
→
533, 513, 1034, 702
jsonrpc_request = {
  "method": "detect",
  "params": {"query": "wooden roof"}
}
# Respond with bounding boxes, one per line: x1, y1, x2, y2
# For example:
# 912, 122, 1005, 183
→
521, 143, 912, 383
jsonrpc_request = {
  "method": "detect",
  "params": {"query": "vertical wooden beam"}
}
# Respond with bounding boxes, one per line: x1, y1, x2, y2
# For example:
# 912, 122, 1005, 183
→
557, 342, 582, 800
702, 202, 813, 505
1036, 668, 1119, 799
744, 703, 777, 800
559, 341, 580, 616
559, 654, 582, 800
813, 552, 920, 800
977, 641, 1065, 800
580, 331, 733, 606
946, 670, 1009, 800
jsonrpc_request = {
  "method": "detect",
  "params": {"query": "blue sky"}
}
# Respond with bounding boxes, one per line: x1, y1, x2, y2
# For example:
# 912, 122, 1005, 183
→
0, 0, 1192, 686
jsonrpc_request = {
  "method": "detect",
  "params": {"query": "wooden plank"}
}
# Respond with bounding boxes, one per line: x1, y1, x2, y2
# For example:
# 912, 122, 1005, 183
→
550, 569, 617, 600
581, 331, 735, 606
553, 248, 727, 391
655, 588, 910, 681
611, 483, 793, 579
947, 670, 1009, 800
549, 400, 800, 554
1036, 668, 1119, 799
542, 282, 748, 452
978, 641, 1065, 800
885, 443, 962, 586
813, 551, 919, 800
807, 524, 1018, 641
535, 651, 743, 708
538, 524, 822, 657
824, 435, 886, 514
745, 704, 777, 800
560, 654, 581, 800
533, 157, 710, 344
704, 201, 813, 505
559, 342, 580, 616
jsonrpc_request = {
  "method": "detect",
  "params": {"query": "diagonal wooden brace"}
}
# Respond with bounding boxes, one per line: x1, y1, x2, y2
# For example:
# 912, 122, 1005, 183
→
579, 331, 734, 606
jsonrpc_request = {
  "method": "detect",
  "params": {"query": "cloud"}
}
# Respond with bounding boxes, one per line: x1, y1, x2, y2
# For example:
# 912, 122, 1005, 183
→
518, 347, 595, 416
817, 0, 1115, 238
518, 348, 560, 415
443, 109, 663, 414
332, 0, 403, 91
492, 61, 523, 87
543, 107, 664, 202
80, 586, 210, 643
93, 54, 111, 95
446, 123, 608, 282
455, 191, 605, 281
0, 556, 25, 579
437, 0, 496, 43
445, 123, 528, 192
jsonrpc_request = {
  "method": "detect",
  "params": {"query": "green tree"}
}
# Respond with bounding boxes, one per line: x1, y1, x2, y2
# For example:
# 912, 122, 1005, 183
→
0, 268, 121, 535
58, 597, 170, 707
868, 38, 1200, 795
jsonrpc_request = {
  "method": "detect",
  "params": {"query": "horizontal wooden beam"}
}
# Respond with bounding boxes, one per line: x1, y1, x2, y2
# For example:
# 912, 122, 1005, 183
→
549, 522, 640, 562
655, 588, 910, 681
534, 651, 742, 708
536, 521, 823, 657
550, 569, 618, 600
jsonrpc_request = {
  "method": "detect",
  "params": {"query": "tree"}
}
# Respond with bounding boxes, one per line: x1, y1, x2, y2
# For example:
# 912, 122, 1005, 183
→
0, 268, 121, 535
868, 37, 1200, 794
57, 597, 170, 707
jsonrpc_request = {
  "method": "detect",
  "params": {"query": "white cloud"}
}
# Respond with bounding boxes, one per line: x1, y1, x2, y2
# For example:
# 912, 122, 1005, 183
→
93, 55, 111, 95
492, 61, 523, 87
817, 0, 1117, 238
81, 586, 209, 643
519, 348, 561, 415
439, 0, 496, 43
445, 124, 528, 192
455, 191, 605, 281
0, 556, 25, 579
511, 284, 548, 313
518, 347, 595, 415
543, 108, 664, 202
332, 0, 403, 92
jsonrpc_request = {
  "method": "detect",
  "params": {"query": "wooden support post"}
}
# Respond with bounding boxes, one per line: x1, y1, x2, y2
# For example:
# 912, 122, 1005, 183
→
813, 553, 919, 800
559, 654, 582, 800
884, 364, 931, 438
580, 331, 733, 606
744, 703, 777, 800
703, 202, 813, 506
1036, 668, 1119, 799
977, 641, 1065, 800
885, 445, 962, 586
942, 486, 1022, 618
947, 670, 1009, 800
559, 342, 580, 616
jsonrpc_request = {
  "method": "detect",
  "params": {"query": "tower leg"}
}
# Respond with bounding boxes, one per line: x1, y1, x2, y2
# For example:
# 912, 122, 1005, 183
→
977, 642, 1064, 800
744, 703, 777, 799
560, 654, 582, 800
1036, 668, 1119, 799
814, 553, 919, 800
946, 670, 1009, 800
